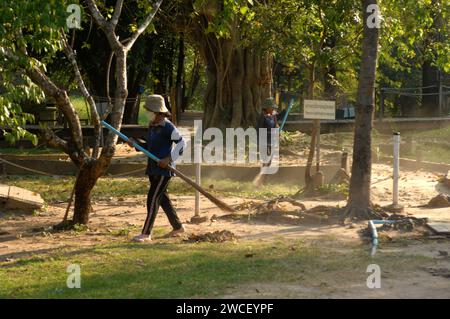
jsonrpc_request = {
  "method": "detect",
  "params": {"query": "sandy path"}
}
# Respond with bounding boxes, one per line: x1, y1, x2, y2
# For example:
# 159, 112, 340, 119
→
1, 163, 449, 259
0, 164, 449, 298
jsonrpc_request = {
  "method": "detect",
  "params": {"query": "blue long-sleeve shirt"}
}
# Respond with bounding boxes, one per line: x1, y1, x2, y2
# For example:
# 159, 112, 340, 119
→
136, 119, 185, 177
256, 112, 279, 144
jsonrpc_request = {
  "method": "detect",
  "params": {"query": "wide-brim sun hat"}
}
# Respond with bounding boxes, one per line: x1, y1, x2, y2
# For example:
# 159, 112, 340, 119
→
144, 94, 169, 113
262, 97, 278, 110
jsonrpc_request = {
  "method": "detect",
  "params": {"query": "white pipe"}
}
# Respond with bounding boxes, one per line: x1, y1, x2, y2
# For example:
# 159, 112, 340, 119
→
194, 123, 202, 217
368, 220, 378, 256
369, 220, 397, 256
195, 162, 201, 216
393, 132, 400, 206
316, 123, 321, 172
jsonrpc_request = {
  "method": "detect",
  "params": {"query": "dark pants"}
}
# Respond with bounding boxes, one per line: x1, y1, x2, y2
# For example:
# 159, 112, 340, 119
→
142, 175, 182, 235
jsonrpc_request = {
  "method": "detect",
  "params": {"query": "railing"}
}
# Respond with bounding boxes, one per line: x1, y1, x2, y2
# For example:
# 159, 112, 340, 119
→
379, 85, 450, 120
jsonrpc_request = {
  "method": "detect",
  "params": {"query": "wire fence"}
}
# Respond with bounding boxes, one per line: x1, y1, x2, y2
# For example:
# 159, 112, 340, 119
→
380, 85, 450, 119
0, 156, 146, 178
276, 85, 450, 120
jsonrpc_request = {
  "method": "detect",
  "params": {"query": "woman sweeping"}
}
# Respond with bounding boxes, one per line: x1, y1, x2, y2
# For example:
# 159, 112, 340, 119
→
256, 97, 279, 155
128, 95, 186, 242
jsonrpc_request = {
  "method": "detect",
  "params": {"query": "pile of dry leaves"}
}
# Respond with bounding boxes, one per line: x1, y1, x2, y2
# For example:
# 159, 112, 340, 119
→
185, 230, 237, 243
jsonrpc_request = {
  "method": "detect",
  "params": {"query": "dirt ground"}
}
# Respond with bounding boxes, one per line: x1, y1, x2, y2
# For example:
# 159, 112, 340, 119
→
1, 163, 449, 298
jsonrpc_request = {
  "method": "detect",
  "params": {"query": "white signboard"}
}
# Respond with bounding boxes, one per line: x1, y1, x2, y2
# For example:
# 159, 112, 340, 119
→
304, 100, 336, 120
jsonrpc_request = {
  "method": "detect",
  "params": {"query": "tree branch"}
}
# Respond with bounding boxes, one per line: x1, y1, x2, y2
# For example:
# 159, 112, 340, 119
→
84, 0, 122, 49
0, 47, 86, 161
40, 128, 81, 165
111, 0, 124, 28
61, 30, 102, 159
104, 50, 115, 119
84, 0, 108, 28
41, 128, 69, 152
124, 0, 163, 51
25, 66, 87, 160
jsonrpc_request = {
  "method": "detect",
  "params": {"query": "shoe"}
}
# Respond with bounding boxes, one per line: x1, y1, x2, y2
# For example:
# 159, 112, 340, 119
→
132, 234, 152, 242
165, 225, 186, 238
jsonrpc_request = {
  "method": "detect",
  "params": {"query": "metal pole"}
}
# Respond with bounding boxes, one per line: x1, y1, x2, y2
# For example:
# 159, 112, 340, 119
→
439, 83, 443, 117
194, 124, 202, 217
393, 132, 400, 207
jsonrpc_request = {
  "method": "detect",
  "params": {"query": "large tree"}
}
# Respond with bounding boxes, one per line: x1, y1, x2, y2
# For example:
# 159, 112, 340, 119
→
0, 0, 163, 225
248, 0, 362, 190
157, 0, 274, 128
189, 0, 273, 129
342, 0, 382, 221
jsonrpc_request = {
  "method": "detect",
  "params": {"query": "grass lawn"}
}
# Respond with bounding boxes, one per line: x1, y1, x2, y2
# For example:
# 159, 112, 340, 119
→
71, 94, 150, 126
404, 125, 450, 140
318, 126, 450, 164
0, 147, 63, 155
70, 95, 90, 120
0, 238, 432, 298
0, 175, 300, 203
400, 126, 450, 164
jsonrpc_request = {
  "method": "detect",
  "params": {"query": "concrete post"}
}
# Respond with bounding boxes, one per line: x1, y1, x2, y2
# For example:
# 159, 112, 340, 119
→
393, 132, 400, 207
195, 162, 201, 217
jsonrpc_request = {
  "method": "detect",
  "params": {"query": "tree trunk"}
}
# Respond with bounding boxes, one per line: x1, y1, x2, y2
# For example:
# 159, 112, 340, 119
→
304, 63, 317, 190
422, 60, 440, 116
123, 90, 140, 124
201, 43, 272, 129
72, 160, 101, 224
123, 67, 148, 124
421, 0, 442, 117
323, 35, 338, 100
175, 33, 185, 117
184, 56, 201, 111
122, 37, 154, 124
193, 12, 272, 129
344, 0, 380, 219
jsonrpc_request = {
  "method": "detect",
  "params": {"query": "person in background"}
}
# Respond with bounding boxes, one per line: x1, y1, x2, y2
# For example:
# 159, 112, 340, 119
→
128, 94, 186, 242
256, 97, 279, 152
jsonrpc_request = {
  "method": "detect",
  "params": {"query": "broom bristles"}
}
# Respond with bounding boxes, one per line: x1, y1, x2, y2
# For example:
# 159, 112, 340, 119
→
252, 171, 265, 186
253, 156, 273, 186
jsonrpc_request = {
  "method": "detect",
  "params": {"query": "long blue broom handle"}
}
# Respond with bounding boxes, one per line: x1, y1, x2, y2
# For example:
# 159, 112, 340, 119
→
279, 98, 294, 132
101, 120, 161, 163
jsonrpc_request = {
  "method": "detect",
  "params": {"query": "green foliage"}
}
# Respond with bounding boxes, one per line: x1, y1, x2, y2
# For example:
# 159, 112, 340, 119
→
317, 183, 349, 197
72, 223, 89, 232
280, 131, 300, 146
241, 0, 362, 96
378, 0, 449, 85
193, 0, 255, 38
0, 174, 300, 204
111, 227, 133, 237
0, 0, 448, 140
0, 0, 77, 145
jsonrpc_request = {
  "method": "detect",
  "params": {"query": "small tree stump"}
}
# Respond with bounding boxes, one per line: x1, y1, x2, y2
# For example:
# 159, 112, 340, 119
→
313, 171, 324, 188
428, 194, 450, 208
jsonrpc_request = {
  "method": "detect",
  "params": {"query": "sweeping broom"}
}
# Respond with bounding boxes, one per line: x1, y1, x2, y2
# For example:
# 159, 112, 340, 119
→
253, 99, 294, 186
101, 120, 235, 213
